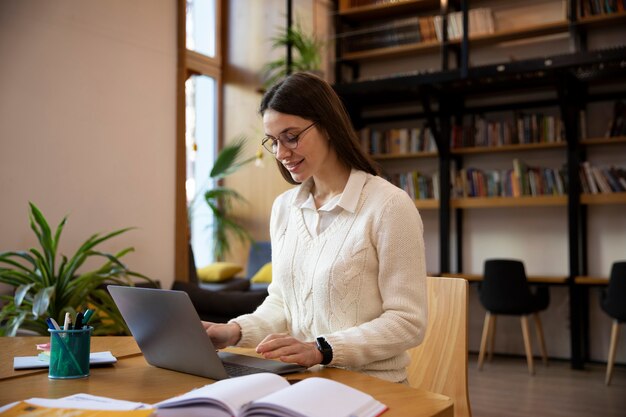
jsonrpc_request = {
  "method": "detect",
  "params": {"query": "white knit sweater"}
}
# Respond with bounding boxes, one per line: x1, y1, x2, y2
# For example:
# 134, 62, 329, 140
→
232, 170, 427, 382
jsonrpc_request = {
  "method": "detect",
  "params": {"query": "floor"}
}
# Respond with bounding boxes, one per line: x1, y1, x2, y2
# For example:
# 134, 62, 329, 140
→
467, 353, 626, 417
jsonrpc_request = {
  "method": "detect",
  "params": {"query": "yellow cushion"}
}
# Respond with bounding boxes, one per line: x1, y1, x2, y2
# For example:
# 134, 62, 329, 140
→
196, 262, 243, 283
250, 262, 272, 283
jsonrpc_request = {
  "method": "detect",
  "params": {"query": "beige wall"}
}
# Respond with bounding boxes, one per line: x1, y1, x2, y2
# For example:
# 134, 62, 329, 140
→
0, 1, 176, 287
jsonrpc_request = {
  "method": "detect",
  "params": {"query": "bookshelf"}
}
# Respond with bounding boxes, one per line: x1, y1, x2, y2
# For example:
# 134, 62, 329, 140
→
331, 0, 626, 367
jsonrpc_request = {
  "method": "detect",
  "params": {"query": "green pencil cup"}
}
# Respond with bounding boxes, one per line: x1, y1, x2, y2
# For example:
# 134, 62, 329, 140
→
48, 326, 93, 379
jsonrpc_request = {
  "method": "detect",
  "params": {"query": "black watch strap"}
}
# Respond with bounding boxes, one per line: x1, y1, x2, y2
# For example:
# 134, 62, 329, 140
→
315, 336, 333, 365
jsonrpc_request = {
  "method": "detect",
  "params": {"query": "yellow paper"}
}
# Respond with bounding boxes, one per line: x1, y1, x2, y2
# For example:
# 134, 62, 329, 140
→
0, 402, 153, 417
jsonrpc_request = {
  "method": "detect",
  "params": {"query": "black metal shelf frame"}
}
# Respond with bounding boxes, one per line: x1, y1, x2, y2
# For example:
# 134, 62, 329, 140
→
331, 0, 626, 370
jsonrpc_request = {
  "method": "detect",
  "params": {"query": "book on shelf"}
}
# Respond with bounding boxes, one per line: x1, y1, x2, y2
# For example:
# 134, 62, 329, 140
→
359, 126, 437, 155
578, 0, 626, 17
452, 159, 567, 198
343, 17, 421, 53
0, 374, 388, 417
579, 162, 626, 194
433, 8, 495, 41
385, 170, 439, 200
347, 0, 413, 8
451, 112, 564, 149
418, 16, 438, 43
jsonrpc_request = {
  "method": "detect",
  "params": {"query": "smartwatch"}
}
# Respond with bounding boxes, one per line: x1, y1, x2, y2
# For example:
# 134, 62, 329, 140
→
315, 337, 333, 365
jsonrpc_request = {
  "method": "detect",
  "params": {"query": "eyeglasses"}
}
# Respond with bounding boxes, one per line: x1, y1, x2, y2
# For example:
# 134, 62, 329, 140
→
261, 122, 317, 154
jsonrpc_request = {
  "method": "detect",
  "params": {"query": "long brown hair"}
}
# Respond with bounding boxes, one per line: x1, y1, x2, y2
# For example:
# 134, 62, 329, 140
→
259, 72, 379, 185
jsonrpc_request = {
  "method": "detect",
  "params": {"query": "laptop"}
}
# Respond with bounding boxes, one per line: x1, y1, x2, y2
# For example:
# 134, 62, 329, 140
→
107, 285, 307, 380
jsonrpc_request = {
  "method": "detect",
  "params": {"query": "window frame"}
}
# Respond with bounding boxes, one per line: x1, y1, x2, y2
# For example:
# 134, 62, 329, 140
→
176, 0, 224, 280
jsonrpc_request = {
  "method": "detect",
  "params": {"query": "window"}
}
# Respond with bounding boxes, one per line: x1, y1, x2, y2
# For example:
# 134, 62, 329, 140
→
176, 0, 222, 276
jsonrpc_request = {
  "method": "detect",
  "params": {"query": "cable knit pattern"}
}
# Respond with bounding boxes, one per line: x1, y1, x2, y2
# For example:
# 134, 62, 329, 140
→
231, 171, 427, 382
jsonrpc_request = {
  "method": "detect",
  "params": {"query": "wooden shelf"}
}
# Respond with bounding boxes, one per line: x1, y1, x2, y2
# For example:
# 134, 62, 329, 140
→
338, 0, 439, 21
414, 199, 439, 210
341, 20, 570, 62
451, 141, 566, 155
441, 273, 568, 284
342, 40, 440, 62
576, 11, 626, 29
451, 195, 567, 208
373, 151, 438, 160
467, 20, 569, 47
580, 136, 626, 146
580, 192, 626, 205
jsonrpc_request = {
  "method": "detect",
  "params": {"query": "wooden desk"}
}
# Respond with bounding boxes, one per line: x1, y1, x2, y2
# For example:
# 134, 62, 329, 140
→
574, 276, 609, 285
0, 337, 453, 417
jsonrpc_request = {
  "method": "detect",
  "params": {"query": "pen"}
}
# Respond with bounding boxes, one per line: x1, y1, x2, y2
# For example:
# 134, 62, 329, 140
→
46, 318, 61, 331
74, 312, 84, 330
63, 312, 71, 331
83, 309, 95, 325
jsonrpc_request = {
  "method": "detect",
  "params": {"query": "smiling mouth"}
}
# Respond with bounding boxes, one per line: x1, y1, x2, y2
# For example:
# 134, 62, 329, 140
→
283, 159, 304, 171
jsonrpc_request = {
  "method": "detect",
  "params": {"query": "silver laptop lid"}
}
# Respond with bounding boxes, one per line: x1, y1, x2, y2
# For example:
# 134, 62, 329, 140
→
108, 285, 229, 379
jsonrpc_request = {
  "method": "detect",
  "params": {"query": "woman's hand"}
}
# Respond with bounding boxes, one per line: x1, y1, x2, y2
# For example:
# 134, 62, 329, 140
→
255, 333, 323, 368
202, 321, 241, 349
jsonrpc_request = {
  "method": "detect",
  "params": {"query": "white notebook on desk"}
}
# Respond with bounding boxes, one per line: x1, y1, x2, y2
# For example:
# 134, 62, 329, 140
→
13, 351, 117, 370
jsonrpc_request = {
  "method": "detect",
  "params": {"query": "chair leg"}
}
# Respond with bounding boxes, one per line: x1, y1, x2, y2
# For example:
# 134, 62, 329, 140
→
533, 313, 548, 366
606, 320, 620, 385
520, 316, 534, 375
488, 315, 497, 362
478, 312, 494, 370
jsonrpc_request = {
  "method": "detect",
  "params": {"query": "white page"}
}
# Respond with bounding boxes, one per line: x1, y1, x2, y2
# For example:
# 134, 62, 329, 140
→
155, 373, 289, 416
244, 377, 387, 417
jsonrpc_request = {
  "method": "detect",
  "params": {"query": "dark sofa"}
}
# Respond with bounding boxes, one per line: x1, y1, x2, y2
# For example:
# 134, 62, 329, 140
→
171, 243, 270, 323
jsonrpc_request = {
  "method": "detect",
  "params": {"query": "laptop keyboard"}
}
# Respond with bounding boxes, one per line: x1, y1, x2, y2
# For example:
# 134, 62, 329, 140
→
223, 361, 269, 377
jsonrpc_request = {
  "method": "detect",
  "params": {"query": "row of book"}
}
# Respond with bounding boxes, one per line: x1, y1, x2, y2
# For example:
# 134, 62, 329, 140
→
578, 0, 626, 17
580, 162, 626, 194
451, 113, 566, 149
452, 159, 568, 198
360, 103, 621, 153
343, 17, 422, 53
347, 0, 410, 7
397, 161, 625, 200
343, 8, 495, 53
432, 8, 495, 41
385, 171, 440, 200
359, 126, 438, 155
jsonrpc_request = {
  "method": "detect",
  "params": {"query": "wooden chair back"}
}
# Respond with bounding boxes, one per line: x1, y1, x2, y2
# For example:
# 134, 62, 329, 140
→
407, 276, 471, 417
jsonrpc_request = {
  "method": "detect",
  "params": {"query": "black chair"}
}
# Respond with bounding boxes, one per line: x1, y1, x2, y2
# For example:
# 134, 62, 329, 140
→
600, 261, 626, 385
477, 259, 550, 375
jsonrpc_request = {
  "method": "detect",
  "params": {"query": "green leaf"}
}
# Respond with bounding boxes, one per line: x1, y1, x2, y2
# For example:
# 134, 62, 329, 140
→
52, 216, 68, 255
29, 203, 56, 276
209, 136, 249, 179
14, 283, 35, 306
3, 311, 28, 337
32, 286, 55, 318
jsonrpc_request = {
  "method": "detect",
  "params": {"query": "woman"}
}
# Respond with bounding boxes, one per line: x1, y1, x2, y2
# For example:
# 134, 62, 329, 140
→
204, 72, 427, 383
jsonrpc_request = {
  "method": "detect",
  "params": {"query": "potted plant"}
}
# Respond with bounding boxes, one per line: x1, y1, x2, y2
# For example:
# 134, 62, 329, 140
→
0, 203, 156, 336
188, 136, 263, 261
262, 20, 325, 88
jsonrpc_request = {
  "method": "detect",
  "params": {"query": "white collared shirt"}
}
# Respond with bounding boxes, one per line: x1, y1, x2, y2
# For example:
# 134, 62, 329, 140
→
295, 169, 366, 237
